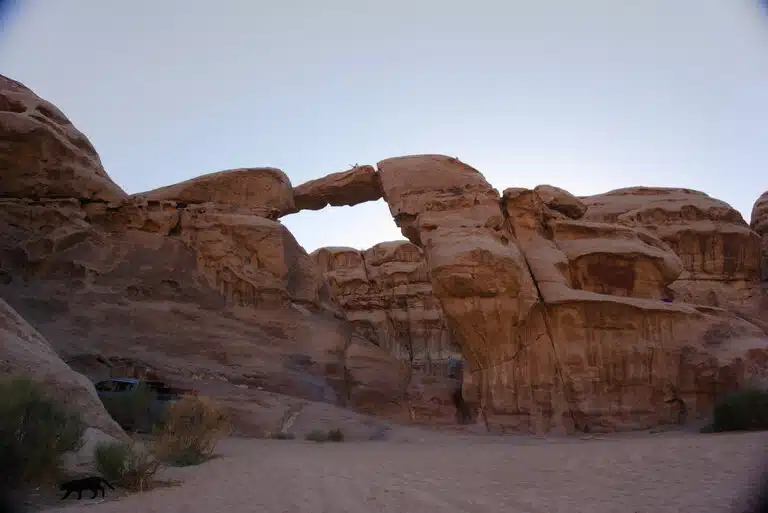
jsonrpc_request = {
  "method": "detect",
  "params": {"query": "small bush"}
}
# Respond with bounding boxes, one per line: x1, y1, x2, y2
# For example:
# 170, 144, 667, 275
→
305, 429, 328, 442
94, 440, 160, 492
305, 428, 344, 443
270, 431, 295, 440
0, 376, 85, 488
99, 383, 158, 432
153, 395, 231, 466
710, 388, 768, 433
327, 428, 344, 442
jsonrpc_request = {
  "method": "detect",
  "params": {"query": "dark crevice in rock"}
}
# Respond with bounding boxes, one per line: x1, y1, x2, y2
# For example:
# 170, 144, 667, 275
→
501, 202, 579, 433
168, 211, 182, 236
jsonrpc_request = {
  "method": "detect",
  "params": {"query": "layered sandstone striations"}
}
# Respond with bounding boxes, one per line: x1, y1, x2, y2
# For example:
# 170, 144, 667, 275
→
4, 72, 767, 435
312, 241, 459, 368
582, 187, 761, 307
0, 75, 406, 428
373, 156, 768, 433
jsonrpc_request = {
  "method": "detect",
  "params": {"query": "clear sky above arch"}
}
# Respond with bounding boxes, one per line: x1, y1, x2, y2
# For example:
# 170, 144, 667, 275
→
2, 0, 767, 252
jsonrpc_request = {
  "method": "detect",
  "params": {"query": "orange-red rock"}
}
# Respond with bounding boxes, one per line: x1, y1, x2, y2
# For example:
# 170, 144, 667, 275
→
137, 167, 295, 218
0, 75, 126, 202
312, 241, 458, 367
582, 187, 761, 307
293, 165, 382, 211
0, 76, 404, 426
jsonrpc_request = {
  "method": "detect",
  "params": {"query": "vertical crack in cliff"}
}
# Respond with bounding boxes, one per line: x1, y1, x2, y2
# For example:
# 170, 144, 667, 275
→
501, 206, 579, 433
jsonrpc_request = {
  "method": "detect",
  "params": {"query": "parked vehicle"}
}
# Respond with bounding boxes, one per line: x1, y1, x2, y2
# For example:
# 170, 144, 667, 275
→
94, 378, 198, 399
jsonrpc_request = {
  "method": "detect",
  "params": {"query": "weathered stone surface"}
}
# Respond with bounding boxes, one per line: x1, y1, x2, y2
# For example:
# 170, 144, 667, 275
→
751, 191, 768, 281
136, 167, 295, 218
312, 241, 459, 367
0, 75, 126, 202
293, 165, 382, 211
0, 297, 125, 439
0, 76, 406, 430
373, 158, 768, 434
344, 336, 410, 413
533, 184, 586, 219
582, 187, 762, 306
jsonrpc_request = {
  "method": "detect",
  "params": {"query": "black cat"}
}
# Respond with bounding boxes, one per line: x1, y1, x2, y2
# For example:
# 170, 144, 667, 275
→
59, 476, 114, 500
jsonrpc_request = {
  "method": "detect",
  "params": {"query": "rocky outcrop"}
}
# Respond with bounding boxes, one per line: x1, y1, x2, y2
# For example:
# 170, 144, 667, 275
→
0, 75, 126, 202
137, 167, 296, 219
312, 241, 459, 368
0, 298, 125, 438
373, 155, 768, 433
582, 187, 761, 307
293, 165, 382, 211
751, 191, 768, 281
0, 75, 406, 423
3, 72, 767, 436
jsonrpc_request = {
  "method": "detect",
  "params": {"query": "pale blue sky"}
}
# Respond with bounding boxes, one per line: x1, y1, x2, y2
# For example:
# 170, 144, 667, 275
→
1, 1, 767, 252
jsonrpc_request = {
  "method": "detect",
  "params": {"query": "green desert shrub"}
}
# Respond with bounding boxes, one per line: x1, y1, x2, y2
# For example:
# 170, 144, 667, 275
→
0, 376, 85, 487
709, 388, 768, 433
94, 440, 160, 492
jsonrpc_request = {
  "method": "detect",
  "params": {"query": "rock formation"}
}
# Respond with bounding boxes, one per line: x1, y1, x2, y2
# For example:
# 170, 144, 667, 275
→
293, 165, 382, 211
0, 297, 125, 439
3, 72, 767, 435
299, 155, 768, 433
752, 191, 768, 281
582, 187, 762, 308
312, 242, 458, 368
0, 74, 406, 430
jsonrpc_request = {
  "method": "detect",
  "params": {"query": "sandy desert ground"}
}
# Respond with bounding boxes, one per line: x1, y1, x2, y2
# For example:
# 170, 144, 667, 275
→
47, 429, 768, 513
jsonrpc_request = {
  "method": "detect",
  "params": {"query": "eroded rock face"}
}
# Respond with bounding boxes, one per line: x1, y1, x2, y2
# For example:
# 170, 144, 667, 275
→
0, 298, 125, 438
0, 76, 405, 422
498, 185, 768, 433
373, 156, 768, 434
312, 241, 459, 368
293, 165, 382, 211
0, 75, 126, 202
137, 167, 296, 218
582, 187, 761, 306
751, 191, 768, 281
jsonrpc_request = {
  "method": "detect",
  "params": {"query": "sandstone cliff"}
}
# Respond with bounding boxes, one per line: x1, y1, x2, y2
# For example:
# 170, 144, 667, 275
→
0, 75, 406, 430
4, 72, 767, 436
312, 242, 459, 369
581, 187, 762, 308
296, 155, 768, 433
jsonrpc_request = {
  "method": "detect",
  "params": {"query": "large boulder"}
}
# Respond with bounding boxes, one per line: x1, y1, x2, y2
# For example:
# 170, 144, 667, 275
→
293, 165, 382, 211
582, 187, 761, 307
0, 298, 125, 438
0, 74, 126, 202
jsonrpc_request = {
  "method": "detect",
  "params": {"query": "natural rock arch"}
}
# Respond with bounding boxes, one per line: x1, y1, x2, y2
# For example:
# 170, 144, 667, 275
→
289, 154, 768, 434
